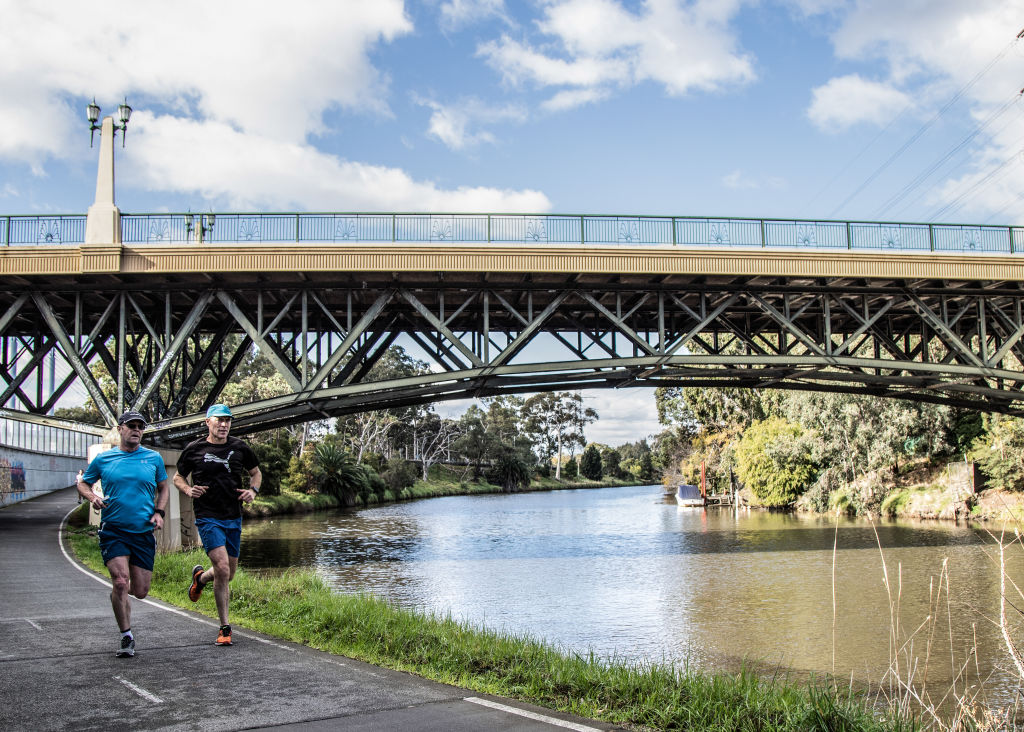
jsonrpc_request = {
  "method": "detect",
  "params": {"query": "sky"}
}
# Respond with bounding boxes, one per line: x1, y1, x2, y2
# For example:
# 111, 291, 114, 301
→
2, 0, 1023, 445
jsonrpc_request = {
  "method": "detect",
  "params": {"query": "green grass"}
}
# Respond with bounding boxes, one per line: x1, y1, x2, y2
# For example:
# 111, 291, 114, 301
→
65, 507, 916, 732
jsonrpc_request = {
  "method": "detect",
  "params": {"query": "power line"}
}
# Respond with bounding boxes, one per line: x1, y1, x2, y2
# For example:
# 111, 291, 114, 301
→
927, 146, 1024, 222
873, 91, 1022, 218
884, 99, 1024, 220
826, 29, 1021, 219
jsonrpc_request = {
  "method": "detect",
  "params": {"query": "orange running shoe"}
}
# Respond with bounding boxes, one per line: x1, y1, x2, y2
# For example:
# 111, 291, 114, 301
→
188, 565, 205, 602
216, 625, 232, 645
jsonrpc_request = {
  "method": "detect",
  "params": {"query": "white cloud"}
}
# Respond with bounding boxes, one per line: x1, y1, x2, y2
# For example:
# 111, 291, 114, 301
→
807, 74, 912, 132
540, 87, 613, 112
440, 0, 511, 29
811, 0, 1024, 219
722, 170, 786, 191
0, 1, 413, 150
583, 388, 661, 445
416, 96, 527, 150
478, 0, 755, 110
722, 170, 757, 190
126, 113, 551, 212
0, 0, 550, 211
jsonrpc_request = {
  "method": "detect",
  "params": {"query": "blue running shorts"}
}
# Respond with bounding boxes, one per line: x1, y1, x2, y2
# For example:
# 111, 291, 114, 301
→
195, 517, 242, 558
98, 524, 156, 571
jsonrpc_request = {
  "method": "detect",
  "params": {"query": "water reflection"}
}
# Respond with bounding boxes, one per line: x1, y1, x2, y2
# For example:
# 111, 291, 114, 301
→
241, 485, 1024, 704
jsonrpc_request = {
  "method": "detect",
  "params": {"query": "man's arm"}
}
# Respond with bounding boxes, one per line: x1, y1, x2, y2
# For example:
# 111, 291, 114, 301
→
173, 459, 208, 499
151, 478, 169, 530
238, 466, 262, 504
76, 469, 105, 510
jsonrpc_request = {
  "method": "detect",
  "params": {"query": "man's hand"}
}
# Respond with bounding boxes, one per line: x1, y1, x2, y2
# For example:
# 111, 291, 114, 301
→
150, 513, 164, 529
237, 488, 257, 504
188, 484, 208, 499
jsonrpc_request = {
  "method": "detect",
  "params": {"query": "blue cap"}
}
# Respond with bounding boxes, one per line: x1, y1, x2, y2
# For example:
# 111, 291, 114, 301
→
206, 404, 233, 418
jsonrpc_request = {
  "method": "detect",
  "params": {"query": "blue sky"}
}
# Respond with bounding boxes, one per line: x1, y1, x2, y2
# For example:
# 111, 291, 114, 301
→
2, 0, 1022, 444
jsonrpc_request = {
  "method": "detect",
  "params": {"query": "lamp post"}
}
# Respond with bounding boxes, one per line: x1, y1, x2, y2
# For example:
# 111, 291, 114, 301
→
184, 212, 216, 243
84, 97, 132, 245
87, 97, 132, 147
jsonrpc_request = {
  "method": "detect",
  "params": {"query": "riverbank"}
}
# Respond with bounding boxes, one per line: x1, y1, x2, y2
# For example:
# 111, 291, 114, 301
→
775, 457, 1024, 524
64, 504, 912, 732
245, 469, 637, 518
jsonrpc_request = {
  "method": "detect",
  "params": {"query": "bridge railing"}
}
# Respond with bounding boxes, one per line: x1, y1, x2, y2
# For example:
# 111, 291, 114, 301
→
1, 213, 1021, 254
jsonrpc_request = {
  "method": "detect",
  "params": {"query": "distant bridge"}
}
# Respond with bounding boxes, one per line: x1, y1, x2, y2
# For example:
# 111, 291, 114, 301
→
2, 209, 1024, 447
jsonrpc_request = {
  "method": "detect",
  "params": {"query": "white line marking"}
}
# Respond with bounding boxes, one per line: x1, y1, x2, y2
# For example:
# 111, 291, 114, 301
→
24, 619, 42, 631
464, 697, 603, 731
58, 506, 295, 652
114, 675, 163, 704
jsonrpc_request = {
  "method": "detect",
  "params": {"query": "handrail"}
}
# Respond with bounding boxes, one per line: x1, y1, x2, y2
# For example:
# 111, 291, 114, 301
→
0, 212, 1021, 254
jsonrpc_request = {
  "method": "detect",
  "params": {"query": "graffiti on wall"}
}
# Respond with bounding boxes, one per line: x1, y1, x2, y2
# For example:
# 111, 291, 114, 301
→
0, 458, 27, 506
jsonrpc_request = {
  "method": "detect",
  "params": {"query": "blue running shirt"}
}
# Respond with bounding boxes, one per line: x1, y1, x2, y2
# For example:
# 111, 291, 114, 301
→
82, 447, 168, 534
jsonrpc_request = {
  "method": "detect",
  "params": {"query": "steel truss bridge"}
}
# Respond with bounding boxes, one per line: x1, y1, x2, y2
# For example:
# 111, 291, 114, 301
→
2, 212, 1024, 447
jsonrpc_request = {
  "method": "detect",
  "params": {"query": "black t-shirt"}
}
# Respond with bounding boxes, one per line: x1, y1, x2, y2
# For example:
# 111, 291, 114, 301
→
176, 436, 259, 520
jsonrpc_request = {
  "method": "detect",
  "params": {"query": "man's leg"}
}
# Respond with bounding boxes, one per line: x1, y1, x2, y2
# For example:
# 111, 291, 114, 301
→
207, 546, 238, 627
128, 563, 153, 600
106, 555, 133, 631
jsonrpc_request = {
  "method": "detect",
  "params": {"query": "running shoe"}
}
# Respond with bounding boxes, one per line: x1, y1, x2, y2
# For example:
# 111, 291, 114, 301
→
188, 565, 205, 602
215, 625, 232, 646
116, 635, 135, 658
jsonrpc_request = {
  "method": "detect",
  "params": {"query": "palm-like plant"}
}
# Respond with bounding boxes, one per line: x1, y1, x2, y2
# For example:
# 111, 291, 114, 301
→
313, 442, 367, 505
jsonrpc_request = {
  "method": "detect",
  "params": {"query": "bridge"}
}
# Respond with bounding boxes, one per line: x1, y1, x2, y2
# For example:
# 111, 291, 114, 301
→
1, 117, 1023, 446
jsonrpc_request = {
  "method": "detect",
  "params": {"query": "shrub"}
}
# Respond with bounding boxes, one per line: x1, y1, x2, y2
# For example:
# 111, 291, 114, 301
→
313, 442, 366, 506
381, 457, 417, 493
250, 438, 294, 496
735, 417, 818, 507
487, 451, 532, 492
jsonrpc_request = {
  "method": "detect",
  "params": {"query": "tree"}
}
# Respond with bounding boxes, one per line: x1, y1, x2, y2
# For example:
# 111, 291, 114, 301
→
563, 455, 578, 478
784, 392, 955, 487
637, 452, 656, 482
53, 404, 104, 426
486, 447, 532, 492
523, 392, 597, 480
454, 405, 499, 478
410, 412, 460, 481
249, 434, 294, 496
656, 385, 783, 433
335, 346, 431, 461
601, 447, 623, 478
971, 415, 1024, 491
381, 456, 418, 493
734, 417, 817, 506
580, 444, 603, 480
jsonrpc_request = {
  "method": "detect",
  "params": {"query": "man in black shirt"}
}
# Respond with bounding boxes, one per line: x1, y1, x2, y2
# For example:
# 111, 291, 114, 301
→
174, 404, 261, 645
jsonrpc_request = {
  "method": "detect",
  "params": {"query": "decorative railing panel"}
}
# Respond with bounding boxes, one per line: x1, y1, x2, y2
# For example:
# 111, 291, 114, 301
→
1, 212, 1021, 254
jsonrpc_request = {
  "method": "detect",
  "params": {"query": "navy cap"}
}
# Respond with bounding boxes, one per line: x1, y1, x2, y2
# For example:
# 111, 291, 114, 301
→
117, 410, 148, 426
206, 404, 233, 418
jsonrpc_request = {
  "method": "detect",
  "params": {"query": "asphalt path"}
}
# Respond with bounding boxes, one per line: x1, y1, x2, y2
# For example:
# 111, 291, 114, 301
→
0, 488, 621, 731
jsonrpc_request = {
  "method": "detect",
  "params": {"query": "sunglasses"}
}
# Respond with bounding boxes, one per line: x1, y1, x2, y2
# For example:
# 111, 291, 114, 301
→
123, 421, 146, 430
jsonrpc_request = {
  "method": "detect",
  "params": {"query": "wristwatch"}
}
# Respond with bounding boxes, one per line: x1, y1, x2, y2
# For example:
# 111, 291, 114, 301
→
154, 508, 165, 517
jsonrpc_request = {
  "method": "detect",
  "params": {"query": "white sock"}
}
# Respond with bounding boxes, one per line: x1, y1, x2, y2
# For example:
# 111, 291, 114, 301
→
121, 629, 133, 639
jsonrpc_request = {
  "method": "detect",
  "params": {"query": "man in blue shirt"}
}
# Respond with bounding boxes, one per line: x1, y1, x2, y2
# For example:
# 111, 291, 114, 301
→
77, 410, 169, 658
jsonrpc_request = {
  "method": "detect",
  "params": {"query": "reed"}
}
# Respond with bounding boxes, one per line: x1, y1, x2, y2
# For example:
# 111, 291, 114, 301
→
851, 519, 1024, 730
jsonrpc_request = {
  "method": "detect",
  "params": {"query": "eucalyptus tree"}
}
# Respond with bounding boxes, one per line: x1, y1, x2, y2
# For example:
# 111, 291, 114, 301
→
523, 392, 598, 480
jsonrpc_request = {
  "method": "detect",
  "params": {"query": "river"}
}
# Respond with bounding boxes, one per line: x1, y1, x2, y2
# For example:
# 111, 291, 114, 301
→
240, 484, 1024, 707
